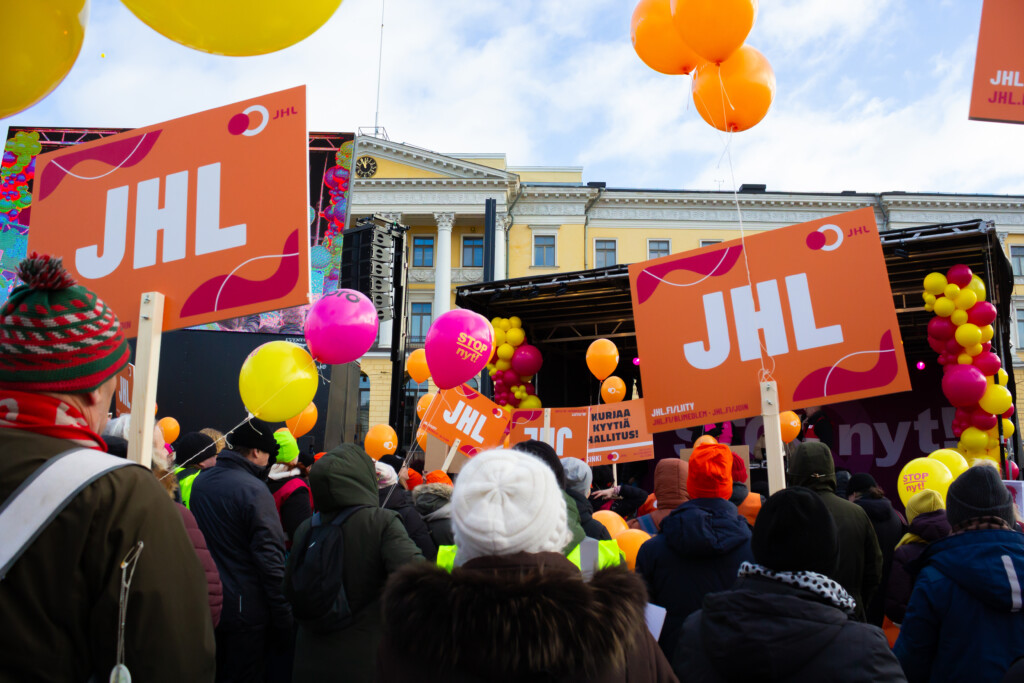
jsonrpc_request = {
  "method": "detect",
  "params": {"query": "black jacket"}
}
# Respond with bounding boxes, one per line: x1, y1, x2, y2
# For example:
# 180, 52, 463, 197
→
190, 451, 292, 632
266, 472, 313, 544
568, 488, 612, 540
854, 496, 906, 626
412, 482, 455, 547
674, 575, 905, 682
380, 485, 437, 560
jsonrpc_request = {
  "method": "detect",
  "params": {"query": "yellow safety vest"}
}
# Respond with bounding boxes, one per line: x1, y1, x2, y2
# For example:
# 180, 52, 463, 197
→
174, 467, 200, 509
435, 540, 623, 575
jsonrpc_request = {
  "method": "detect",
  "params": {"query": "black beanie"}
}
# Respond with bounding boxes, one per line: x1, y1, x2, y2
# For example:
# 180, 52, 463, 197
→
174, 432, 215, 468
512, 439, 566, 489
946, 465, 1015, 528
753, 487, 839, 576
847, 472, 878, 496
228, 418, 280, 458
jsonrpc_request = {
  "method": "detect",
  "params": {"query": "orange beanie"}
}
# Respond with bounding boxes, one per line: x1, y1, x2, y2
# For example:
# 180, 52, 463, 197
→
687, 443, 734, 499
424, 470, 453, 486
406, 469, 423, 490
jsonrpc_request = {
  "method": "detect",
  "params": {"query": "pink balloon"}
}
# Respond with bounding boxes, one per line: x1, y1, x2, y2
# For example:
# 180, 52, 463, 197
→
971, 408, 998, 431
502, 370, 519, 386
945, 338, 962, 354
511, 344, 544, 377
982, 342, 992, 353
498, 398, 508, 406
928, 317, 956, 341
304, 289, 380, 364
1007, 461, 1020, 480
1005, 405, 1016, 419
974, 351, 1002, 377
942, 364, 989, 407
947, 264, 973, 287
425, 310, 494, 389
968, 301, 997, 327
955, 406, 973, 421
523, 383, 536, 396
927, 337, 945, 354
952, 424, 965, 438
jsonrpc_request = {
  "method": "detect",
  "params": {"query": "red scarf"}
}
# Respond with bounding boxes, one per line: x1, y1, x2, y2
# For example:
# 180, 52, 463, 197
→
0, 389, 108, 450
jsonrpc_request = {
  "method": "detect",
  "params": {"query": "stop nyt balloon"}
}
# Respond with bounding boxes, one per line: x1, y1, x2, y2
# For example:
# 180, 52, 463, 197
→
692, 46, 776, 132
669, 0, 757, 64
304, 289, 379, 364
631, 0, 702, 75
424, 309, 494, 390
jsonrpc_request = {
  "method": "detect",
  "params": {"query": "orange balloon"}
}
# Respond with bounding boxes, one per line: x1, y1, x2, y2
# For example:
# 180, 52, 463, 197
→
286, 402, 318, 438
416, 431, 428, 452
417, 393, 436, 420
364, 424, 398, 460
157, 417, 180, 444
670, 0, 757, 64
615, 528, 651, 570
587, 338, 619, 381
692, 45, 775, 132
779, 410, 801, 443
406, 348, 431, 384
631, 0, 702, 75
593, 509, 629, 538
694, 434, 718, 447
601, 376, 627, 404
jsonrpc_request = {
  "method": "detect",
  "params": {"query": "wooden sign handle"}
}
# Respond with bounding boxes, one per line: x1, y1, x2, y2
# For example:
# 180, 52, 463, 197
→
128, 292, 164, 467
442, 438, 462, 473
761, 381, 786, 495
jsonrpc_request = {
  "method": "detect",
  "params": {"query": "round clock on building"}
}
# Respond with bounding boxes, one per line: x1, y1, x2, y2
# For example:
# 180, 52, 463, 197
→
355, 156, 378, 178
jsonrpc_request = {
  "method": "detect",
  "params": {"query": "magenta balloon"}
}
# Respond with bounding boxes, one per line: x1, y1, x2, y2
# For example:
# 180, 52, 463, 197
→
927, 317, 956, 341
971, 408, 999, 431
941, 364, 989, 407
947, 264, 973, 287
927, 337, 945, 354
982, 341, 992, 354
954, 406, 972, 421
303, 289, 380, 364
424, 309, 494, 389
511, 344, 544, 377
974, 351, 1002, 377
502, 370, 519, 386
967, 301, 997, 327
945, 338, 962, 354
523, 383, 536, 396
1005, 405, 1016, 418
952, 424, 965, 438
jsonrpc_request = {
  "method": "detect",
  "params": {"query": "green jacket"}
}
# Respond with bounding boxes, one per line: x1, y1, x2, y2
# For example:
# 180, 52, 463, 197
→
285, 443, 423, 683
790, 441, 883, 621
564, 490, 587, 553
0, 428, 215, 682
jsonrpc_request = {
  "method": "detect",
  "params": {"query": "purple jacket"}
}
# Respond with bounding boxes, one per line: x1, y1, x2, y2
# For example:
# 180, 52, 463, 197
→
176, 503, 223, 627
884, 509, 950, 624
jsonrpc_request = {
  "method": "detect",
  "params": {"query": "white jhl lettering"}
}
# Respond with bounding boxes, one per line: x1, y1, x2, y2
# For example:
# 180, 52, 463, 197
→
75, 162, 246, 279
683, 272, 843, 370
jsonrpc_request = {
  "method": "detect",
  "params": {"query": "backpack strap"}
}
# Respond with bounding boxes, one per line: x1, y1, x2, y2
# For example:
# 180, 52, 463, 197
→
636, 513, 659, 535
328, 505, 366, 527
0, 448, 135, 579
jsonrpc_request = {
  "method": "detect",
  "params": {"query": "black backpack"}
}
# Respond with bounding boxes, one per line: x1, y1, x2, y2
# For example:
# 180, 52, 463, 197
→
286, 505, 366, 633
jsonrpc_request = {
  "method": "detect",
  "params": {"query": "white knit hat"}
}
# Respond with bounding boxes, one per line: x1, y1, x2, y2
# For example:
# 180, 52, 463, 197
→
375, 461, 398, 489
452, 449, 573, 565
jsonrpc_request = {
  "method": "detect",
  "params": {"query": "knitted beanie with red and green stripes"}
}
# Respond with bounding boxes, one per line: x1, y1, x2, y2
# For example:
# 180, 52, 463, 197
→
0, 254, 130, 393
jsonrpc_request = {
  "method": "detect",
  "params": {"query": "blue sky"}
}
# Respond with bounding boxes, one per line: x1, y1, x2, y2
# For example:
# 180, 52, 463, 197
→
4, 0, 1022, 195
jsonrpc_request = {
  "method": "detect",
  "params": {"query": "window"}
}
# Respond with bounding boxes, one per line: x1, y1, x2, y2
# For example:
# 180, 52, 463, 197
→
357, 373, 370, 441
410, 302, 432, 343
1018, 308, 1024, 346
595, 239, 617, 268
648, 239, 670, 259
413, 236, 434, 267
534, 234, 556, 267
700, 239, 722, 248
463, 236, 484, 268
1012, 246, 1024, 277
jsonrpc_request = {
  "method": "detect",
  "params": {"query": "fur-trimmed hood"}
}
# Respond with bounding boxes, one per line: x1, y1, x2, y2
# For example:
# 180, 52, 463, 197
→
381, 552, 652, 681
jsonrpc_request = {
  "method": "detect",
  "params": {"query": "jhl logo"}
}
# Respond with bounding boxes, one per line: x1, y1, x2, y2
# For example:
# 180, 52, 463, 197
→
443, 401, 489, 443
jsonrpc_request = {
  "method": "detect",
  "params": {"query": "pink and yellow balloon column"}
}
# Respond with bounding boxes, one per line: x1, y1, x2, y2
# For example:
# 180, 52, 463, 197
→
486, 316, 543, 414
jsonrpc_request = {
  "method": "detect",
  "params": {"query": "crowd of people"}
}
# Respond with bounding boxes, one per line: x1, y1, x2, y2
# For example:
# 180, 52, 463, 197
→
3, 254, 1024, 682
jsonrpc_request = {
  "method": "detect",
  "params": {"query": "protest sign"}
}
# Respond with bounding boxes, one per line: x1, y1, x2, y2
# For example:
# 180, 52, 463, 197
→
418, 384, 510, 457
114, 363, 134, 416
969, 0, 1024, 125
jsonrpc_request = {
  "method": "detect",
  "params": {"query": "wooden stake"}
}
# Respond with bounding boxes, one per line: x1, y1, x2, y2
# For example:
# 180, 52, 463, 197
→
613, 463, 618, 488
441, 438, 462, 473
761, 381, 786, 495
128, 292, 164, 467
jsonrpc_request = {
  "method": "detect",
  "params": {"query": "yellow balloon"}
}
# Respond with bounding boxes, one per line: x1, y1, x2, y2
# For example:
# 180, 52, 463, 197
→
519, 395, 542, 410
923, 272, 947, 296
896, 458, 953, 507
966, 274, 987, 302
923, 293, 937, 305
960, 426, 989, 452
954, 289, 977, 311
950, 310, 969, 326
998, 368, 1009, 386
1002, 418, 1016, 439
505, 327, 526, 347
928, 449, 969, 479
492, 328, 506, 347
954, 323, 982, 348
924, 303, 935, 312
966, 343, 984, 357
495, 359, 511, 371
496, 343, 515, 360
508, 316, 523, 329
0, 1, 87, 119
943, 283, 961, 299
491, 317, 502, 328
239, 341, 318, 421
980, 384, 1013, 416
498, 319, 512, 331
957, 354, 973, 365
121, 0, 343, 56
934, 298, 956, 317
980, 325, 994, 343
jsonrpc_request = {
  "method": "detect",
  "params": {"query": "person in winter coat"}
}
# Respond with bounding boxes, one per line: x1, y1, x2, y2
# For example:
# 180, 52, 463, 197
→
847, 472, 906, 626
673, 487, 906, 682
378, 449, 678, 683
563, 456, 612, 540
636, 443, 754, 662
0, 254, 215, 683
895, 464, 1024, 682
885, 489, 950, 625
789, 442, 883, 621
173, 431, 218, 508
190, 418, 293, 683
412, 478, 455, 547
729, 453, 763, 526
377, 460, 438, 560
177, 503, 224, 628
266, 429, 313, 547
286, 444, 423, 683
629, 458, 689, 534
592, 464, 650, 518
513, 439, 588, 551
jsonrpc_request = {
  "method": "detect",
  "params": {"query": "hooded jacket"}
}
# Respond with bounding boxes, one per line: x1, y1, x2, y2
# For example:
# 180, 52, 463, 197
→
854, 495, 906, 626
378, 552, 677, 683
285, 444, 423, 683
674, 575, 906, 682
894, 529, 1024, 682
635, 497, 753, 661
379, 484, 438, 560
189, 450, 292, 633
629, 458, 689, 533
885, 509, 950, 624
568, 488, 612, 540
412, 482, 455, 547
789, 443, 883, 621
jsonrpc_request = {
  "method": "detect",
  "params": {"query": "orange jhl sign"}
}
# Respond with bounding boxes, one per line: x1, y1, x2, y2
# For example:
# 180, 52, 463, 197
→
419, 385, 510, 457
29, 86, 310, 336
114, 363, 134, 416
629, 207, 910, 434
510, 399, 655, 466
970, 0, 1024, 124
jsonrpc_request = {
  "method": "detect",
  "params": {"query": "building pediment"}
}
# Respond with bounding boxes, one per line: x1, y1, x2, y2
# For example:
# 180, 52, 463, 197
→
354, 136, 517, 182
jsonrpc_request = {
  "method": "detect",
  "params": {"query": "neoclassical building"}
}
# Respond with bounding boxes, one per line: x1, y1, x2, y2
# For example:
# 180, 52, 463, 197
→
346, 135, 1024, 445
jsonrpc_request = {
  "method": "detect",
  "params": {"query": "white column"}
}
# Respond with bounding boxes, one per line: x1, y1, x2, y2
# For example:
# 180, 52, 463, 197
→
377, 212, 401, 349
494, 212, 511, 281
433, 212, 454, 317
